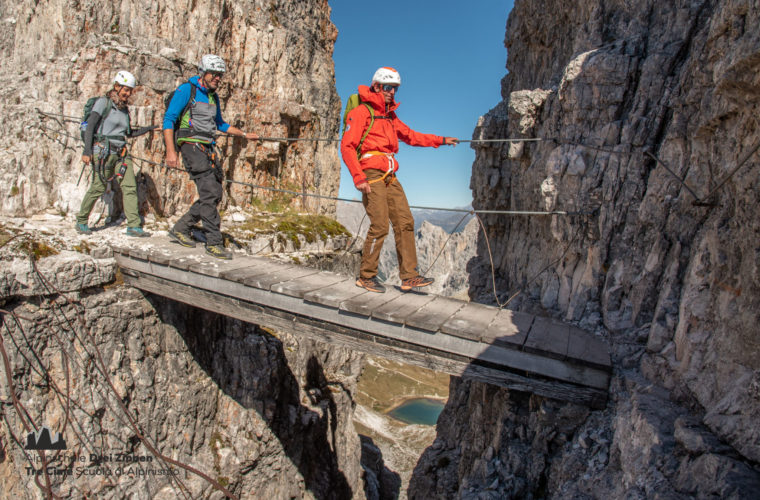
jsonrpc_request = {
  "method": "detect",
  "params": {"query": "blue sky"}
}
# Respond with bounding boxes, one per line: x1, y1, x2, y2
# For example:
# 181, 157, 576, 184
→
329, 0, 515, 208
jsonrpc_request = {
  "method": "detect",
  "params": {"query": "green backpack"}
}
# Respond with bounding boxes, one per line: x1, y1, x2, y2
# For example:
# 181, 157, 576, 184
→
79, 96, 131, 142
342, 93, 375, 160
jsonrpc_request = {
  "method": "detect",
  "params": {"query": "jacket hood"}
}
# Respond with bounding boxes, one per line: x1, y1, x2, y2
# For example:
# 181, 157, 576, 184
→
189, 75, 212, 95
358, 85, 399, 113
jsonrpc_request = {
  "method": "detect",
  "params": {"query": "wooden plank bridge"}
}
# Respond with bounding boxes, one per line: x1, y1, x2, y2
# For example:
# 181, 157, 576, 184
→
111, 237, 612, 408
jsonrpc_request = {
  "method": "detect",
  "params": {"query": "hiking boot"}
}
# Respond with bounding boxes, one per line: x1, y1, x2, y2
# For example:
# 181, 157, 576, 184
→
104, 216, 122, 227
356, 276, 386, 293
75, 223, 92, 235
401, 275, 434, 292
205, 244, 233, 260
126, 227, 150, 238
168, 228, 195, 248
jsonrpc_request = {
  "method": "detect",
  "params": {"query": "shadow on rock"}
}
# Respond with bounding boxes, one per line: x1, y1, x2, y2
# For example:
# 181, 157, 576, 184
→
138, 172, 164, 218
147, 295, 353, 500
360, 434, 401, 500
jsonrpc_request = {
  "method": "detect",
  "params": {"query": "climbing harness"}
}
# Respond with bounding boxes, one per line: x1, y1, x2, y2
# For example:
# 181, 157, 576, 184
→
79, 95, 131, 186
361, 151, 397, 184
95, 147, 108, 184
113, 145, 129, 181
193, 142, 222, 180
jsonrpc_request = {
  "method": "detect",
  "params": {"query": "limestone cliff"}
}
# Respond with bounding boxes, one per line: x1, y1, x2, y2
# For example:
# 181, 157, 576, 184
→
0, 0, 341, 218
0, 223, 371, 499
411, 0, 760, 498
0, 3, 375, 497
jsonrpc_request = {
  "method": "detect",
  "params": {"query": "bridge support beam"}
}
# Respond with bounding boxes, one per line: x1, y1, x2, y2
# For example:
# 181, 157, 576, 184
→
121, 269, 609, 409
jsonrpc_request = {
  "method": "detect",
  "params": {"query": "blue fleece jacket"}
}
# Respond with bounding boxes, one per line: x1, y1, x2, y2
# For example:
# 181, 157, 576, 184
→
162, 76, 230, 133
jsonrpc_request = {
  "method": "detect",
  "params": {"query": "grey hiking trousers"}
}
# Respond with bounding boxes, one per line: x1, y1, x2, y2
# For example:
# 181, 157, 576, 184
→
173, 142, 224, 246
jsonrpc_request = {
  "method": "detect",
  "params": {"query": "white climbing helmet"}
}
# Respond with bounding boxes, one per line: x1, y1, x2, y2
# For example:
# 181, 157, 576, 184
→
113, 70, 136, 88
199, 54, 227, 74
371, 67, 401, 86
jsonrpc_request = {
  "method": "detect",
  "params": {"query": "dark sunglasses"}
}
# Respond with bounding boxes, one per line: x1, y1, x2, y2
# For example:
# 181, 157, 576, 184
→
208, 71, 224, 79
381, 84, 398, 93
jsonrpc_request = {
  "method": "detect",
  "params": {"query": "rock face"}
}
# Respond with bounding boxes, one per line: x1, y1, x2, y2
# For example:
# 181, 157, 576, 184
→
0, 248, 367, 498
411, 0, 760, 497
0, 0, 341, 218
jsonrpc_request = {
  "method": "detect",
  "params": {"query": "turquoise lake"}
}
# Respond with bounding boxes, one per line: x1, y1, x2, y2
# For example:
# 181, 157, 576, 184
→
388, 398, 445, 426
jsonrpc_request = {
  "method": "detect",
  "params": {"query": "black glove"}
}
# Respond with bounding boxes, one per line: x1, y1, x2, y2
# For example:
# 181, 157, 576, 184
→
130, 126, 159, 138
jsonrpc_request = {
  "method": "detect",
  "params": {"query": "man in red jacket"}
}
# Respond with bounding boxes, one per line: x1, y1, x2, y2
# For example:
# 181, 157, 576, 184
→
341, 67, 458, 293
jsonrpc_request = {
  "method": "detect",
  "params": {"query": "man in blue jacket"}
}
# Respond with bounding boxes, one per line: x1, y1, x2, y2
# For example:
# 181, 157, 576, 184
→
163, 54, 258, 259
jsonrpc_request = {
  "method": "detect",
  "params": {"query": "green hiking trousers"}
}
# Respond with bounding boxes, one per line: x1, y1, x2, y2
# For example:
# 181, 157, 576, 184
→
76, 154, 141, 228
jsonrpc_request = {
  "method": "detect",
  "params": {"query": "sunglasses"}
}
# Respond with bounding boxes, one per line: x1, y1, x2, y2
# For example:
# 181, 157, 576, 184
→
381, 84, 398, 93
208, 71, 224, 79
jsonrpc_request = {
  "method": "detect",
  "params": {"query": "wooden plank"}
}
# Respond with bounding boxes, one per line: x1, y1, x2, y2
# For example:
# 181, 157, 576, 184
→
220, 259, 287, 283
304, 279, 368, 308
161, 241, 202, 254
142, 240, 199, 265
523, 316, 570, 360
146, 249, 176, 266
109, 243, 130, 256
271, 271, 347, 298
339, 287, 404, 317
484, 309, 534, 348
461, 363, 608, 409
128, 247, 150, 261
167, 254, 205, 271
371, 292, 436, 325
122, 271, 608, 408
566, 327, 611, 371
441, 302, 500, 342
405, 296, 467, 334
116, 255, 611, 390
243, 265, 321, 290
188, 256, 255, 278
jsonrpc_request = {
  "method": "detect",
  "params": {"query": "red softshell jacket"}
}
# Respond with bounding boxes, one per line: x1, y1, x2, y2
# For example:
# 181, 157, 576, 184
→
340, 85, 444, 187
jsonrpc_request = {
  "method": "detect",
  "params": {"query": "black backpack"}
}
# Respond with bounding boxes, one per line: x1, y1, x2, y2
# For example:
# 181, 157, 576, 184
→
164, 83, 197, 131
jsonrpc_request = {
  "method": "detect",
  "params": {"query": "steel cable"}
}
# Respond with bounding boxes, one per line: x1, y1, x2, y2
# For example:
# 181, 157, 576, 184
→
35, 111, 760, 209
26, 265, 199, 500
27, 258, 237, 500
1, 233, 194, 499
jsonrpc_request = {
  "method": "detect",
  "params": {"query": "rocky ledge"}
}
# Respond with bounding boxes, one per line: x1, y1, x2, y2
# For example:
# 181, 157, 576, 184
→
0, 214, 391, 499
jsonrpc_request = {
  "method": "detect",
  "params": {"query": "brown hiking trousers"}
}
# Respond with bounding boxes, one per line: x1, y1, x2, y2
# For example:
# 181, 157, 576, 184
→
360, 169, 418, 280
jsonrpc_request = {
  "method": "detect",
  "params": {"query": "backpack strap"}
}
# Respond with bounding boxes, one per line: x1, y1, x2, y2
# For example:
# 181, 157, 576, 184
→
91, 97, 111, 139
100, 97, 113, 123
174, 84, 198, 146
180, 84, 197, 125
125, 106, 131, 137
212, 91, 222, 118
356, 103, 375, 160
